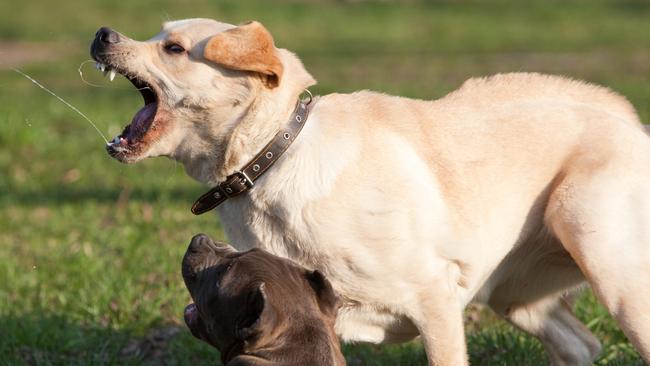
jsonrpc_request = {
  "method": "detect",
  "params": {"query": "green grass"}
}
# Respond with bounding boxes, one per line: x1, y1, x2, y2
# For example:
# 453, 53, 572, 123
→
1, 0, 649, 364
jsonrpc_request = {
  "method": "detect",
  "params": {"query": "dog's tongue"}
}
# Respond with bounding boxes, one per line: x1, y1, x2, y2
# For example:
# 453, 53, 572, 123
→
126, 102, 157, 140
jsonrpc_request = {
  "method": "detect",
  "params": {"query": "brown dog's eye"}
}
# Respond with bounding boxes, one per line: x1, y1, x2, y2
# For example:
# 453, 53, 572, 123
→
164, 43, 185, 54
213, 262, 234, 290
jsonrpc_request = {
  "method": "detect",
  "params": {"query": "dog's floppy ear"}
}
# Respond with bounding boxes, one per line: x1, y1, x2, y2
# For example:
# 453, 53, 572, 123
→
237, 282, 269, 340
203, 21, 283, 88
306, 270, 340, 318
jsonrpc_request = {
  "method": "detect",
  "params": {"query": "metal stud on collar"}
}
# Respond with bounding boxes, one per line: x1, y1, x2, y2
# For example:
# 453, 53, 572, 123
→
300, 89, 313, 105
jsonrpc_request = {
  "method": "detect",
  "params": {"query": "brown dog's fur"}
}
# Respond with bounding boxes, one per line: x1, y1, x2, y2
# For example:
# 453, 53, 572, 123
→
182, 234, 346, 366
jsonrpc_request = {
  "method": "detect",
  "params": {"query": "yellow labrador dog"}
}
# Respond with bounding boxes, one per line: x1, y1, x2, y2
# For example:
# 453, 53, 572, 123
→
91, 19, 649, 365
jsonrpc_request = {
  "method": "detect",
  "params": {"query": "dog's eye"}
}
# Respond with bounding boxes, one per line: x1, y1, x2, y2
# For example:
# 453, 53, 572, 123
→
213, 262, 234, 290
164, 43, 185, 54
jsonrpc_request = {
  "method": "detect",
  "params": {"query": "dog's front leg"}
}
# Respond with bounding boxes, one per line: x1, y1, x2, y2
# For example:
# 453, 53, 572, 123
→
410, 267, 468, 366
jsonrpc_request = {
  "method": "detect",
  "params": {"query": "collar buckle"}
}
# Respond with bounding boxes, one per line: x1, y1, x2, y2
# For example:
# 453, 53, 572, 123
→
219, 170, 255, 199
234, 170, 254, 189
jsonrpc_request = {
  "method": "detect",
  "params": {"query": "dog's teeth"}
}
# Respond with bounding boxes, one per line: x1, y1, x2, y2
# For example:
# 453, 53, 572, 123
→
100, 64, 106, 72
109, 70, 116, 81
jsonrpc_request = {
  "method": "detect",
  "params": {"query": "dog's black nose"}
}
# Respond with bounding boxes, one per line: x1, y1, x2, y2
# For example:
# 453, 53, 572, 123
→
95, 27, 120, 44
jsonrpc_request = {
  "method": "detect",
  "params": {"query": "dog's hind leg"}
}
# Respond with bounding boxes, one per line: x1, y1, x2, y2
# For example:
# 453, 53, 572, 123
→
491, 294, 601, 366
546, 159, 650, 362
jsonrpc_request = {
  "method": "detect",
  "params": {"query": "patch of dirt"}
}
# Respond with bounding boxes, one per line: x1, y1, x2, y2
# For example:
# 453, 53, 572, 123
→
0, 41, 69, 70
118, 326, 182, 363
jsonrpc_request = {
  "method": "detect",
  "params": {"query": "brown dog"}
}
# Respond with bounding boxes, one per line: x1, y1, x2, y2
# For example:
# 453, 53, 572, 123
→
182, 234, 346, 366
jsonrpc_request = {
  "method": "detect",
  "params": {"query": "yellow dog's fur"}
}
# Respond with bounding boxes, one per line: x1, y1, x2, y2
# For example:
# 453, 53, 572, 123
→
101, 19, 649, 365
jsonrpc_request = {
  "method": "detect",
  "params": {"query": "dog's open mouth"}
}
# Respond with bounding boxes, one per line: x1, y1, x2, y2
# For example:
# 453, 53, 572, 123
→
184, 302, 206, 340
95, 61, 161, 162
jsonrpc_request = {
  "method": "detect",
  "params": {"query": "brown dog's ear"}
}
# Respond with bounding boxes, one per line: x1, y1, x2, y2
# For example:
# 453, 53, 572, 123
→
237, 282, 269, 340
204, 21, 283, 88
306, 270, 340, 318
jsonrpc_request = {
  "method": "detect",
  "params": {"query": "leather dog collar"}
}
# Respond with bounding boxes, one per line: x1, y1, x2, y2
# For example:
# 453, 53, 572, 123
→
191, 95, 312, 215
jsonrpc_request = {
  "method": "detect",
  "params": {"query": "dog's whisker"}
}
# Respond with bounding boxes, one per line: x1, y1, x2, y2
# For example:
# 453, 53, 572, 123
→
78, 59, 152, 92
13, 68, 109, 144
78, 60, 110, 88
164, 159, 180, 186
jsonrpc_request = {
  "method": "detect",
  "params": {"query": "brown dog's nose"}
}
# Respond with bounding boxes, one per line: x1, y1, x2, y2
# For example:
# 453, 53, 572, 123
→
95, 27, 121, 44
188, 233, 215, 253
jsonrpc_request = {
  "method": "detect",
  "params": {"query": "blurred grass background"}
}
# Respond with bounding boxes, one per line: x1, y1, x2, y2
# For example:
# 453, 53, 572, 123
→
0, 0, 648, 365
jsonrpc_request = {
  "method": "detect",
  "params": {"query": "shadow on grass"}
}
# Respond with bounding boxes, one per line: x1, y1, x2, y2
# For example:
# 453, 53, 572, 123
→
0, 313, 429, 366
0, 314, 218, 366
